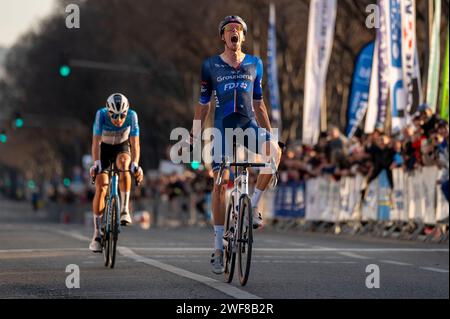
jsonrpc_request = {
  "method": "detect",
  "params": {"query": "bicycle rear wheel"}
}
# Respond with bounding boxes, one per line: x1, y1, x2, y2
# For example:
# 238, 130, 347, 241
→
108, 195, 120, 268
223, 196, 236, 283
237, 195, 253, 286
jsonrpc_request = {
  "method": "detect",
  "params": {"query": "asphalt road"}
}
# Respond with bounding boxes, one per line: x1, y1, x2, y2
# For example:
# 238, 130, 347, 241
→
0, 200, 448, 299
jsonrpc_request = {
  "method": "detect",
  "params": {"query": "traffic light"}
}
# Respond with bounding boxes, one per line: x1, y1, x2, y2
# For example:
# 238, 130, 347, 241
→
63, 178, 71, 187
59, 64, 71, 77
190, 161, 200, 170
59, 53, 71, 77
14, 113, 23, 128
0, 130, 7, 144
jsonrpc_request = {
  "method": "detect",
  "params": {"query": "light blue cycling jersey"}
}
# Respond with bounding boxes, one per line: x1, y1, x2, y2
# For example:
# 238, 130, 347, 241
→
93, 108, 139, 145
199, 54, 263, 121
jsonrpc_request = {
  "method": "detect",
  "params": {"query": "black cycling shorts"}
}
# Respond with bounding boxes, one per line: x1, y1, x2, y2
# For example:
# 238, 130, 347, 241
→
100, 142, 131, 171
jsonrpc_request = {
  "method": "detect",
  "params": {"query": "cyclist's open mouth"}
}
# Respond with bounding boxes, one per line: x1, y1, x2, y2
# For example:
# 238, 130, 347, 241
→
231, 35, 239, 43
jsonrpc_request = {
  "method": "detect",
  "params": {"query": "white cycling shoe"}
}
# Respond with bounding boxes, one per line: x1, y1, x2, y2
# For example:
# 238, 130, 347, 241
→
210, 252, 224, 274
89, 237, 102, 253
120, 211, 132, 225
252, 210, 263, 229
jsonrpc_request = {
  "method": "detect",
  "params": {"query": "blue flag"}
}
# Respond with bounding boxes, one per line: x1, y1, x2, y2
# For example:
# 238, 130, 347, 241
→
346, 42, 375, 137
267, 3, 281, 130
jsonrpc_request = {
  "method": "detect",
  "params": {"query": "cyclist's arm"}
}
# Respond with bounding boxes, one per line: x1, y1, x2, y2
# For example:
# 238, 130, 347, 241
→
252, 57, 272, 132
91, 135, 102, 162
253, 99, 272, 133
130, 136, 140, 165
129, 110, 140, 165
191, 103, 211, 138
191, 58, 212, 138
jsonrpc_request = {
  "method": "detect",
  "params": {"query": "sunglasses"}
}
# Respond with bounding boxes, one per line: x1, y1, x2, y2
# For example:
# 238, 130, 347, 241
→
109, 112, 127, 120
223, 24, 244, 32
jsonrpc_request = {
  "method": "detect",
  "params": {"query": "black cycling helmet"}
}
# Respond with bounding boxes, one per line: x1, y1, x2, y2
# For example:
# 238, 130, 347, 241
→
219, 15, 248, 36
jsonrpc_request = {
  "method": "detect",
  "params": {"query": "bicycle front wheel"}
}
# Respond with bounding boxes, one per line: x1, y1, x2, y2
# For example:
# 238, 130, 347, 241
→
102, 204, 110, 267
108, 195, 120, 268
237, 195, 253, 286
224, 196, 236, 283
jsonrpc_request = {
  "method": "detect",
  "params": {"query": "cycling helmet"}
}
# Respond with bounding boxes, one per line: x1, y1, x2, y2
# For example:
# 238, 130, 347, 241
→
219, 15, 247, 36
106, 93, 129, 114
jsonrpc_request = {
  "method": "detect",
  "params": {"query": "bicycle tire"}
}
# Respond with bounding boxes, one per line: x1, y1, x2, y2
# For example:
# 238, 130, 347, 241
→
223, 196, 236, 283
102, 200, 110, 267
108, 195, 120, 268
237, 194, 253, 286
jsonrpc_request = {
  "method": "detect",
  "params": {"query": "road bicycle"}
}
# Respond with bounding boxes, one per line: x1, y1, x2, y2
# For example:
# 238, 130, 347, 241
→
216, 140, 279, 286
92, 163, 137, 268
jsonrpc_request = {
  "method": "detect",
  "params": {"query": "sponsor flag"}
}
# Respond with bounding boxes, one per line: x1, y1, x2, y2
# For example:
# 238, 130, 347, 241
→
401, 0, 417, 119
440, 25, 449, 121
388, 0, 407, 133
365, 41, 379, 133
346, 42, 375, 138
267, 3, 282, 130
376, 0, 390, 129
302, 0, 337, 145
426, 0, 441, 112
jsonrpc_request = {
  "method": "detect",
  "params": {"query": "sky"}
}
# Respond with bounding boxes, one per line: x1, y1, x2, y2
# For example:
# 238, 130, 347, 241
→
0, 0, 56, 48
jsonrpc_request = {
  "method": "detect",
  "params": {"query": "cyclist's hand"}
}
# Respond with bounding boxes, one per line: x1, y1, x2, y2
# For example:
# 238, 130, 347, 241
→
90, 160, 101, 177
131, 162, 144, 184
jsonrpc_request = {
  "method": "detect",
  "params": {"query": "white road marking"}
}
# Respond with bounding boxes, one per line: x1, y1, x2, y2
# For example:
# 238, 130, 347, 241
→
118, 247, 261, 299
0, 248, 86, 253
125, 247, 449, 253
52, 229, 91, 242
379, 260, 413, 266
419, 267, 449, 273
1, 246, 447, 254
337, 252, 370, 260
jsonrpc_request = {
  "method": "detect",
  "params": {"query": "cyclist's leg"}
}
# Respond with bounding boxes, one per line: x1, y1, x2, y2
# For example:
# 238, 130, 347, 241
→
211, 168, 229, 273
255, 139, 282, 191
114, 142, 132, 224
116, 152, 131, 208
244, 120, 282, 228
90, 172, 109, 251
93, 172, 109, 220
209, 123, 230, 273
93, 142, 114, 234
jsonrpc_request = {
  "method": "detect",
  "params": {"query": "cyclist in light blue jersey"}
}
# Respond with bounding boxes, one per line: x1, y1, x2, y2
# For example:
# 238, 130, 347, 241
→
88, 93, 144, 252
189, 16, 282, 274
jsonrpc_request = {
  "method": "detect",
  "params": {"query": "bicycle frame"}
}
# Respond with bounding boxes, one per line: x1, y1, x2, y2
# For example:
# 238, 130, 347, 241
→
105, 167, 120, 235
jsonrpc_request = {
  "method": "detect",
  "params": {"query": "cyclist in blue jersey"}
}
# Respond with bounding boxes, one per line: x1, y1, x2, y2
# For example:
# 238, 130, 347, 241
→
88, 93, 144, 252
189, 16, 282, 274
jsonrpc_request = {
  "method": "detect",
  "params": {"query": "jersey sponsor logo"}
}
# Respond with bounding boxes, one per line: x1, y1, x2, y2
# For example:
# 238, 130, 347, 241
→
223, 82, 249, 91
101, 126, 131, 145
200, 81, 209, 93
217, 74, 253, 82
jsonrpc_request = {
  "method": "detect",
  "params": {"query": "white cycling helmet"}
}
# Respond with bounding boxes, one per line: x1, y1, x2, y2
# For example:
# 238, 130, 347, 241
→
106, 93, 129, 114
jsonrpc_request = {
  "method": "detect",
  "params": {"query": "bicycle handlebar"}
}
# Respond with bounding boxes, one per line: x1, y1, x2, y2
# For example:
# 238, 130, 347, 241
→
215, 140, 286, 186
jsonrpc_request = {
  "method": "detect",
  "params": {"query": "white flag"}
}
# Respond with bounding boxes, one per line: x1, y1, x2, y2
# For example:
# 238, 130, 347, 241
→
302, 0, 337, 145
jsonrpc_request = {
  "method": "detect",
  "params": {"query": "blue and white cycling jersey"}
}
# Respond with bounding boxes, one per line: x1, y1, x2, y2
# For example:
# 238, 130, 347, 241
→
93, 108, 139, 145
199, 54, 263, 121
199, 54, 276, 171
